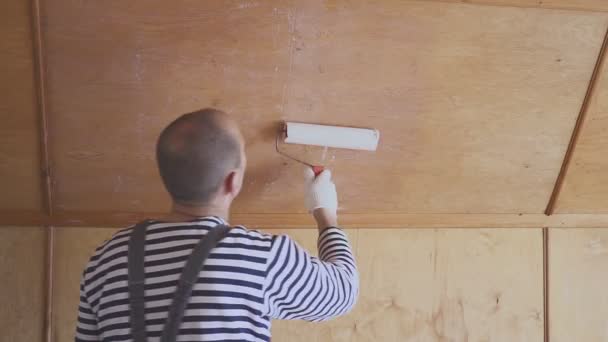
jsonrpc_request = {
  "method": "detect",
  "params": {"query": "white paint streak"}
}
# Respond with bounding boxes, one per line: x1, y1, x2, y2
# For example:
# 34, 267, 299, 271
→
162, 94, 175, 112
586, 237, 607, 255
113, 175, 123, 193
271, 7, 282, 112
279, 7, 297, 115
134, 52, 144, 83
237, 1, 259, 9
134, 112, 146, 145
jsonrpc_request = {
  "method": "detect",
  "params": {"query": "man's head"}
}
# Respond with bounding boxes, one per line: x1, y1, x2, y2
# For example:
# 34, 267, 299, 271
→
156, 108, 246, 208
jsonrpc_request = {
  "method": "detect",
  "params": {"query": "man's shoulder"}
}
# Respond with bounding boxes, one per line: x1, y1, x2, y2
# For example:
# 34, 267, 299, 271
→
228, 225, 275, 245
85, 225, 134, 264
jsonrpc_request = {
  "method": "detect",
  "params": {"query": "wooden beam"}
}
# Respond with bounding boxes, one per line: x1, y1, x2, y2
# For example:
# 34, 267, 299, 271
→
543, 227, 550, 342
545, 26, 608, 215
30, 0, 52, 216
29, 1, 56, 341
44, 226, 54, 342
418, 0, 608, 12
3, 210, 608, 228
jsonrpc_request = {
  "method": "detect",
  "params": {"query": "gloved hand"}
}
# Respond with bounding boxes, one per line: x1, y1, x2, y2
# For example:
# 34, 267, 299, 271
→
304, 167, 338, 213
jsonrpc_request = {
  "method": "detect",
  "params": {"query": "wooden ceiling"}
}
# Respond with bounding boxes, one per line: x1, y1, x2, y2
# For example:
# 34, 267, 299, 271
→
0, 0, 41, 211
555, 53, 608, 214
2, 0, 608, 227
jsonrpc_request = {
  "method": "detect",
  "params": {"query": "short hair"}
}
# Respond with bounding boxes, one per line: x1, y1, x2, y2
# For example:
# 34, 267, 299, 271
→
156, 108, 242, 204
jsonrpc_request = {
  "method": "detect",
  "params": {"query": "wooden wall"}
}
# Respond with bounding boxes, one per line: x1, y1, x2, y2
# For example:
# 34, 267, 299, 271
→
52, 228, 545, 342
549, 229, 608, 341
3, 0, 608, 341
2, 225, 604, 341
0, 227, 46, 342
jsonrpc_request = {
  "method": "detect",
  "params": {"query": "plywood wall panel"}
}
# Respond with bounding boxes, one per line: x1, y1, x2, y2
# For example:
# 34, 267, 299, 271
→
555, 51, 608, 213
51, 227, 322, 341
273, 228, 543, 341
44, 1, 606, 215
549, 228, 608, 342
53, 227, 114, 342
0, 0, 42, 211
0, 227, 46, 342
53, 227, 542, 341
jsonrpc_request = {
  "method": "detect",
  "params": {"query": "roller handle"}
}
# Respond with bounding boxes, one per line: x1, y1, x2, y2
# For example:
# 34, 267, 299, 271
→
312, 165, 324, 177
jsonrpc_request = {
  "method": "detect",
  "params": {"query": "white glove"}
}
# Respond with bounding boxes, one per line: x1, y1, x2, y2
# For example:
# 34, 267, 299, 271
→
304, 168, 338, 213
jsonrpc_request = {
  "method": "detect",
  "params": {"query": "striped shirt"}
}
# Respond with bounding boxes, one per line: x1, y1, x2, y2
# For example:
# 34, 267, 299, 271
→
76, 217, 359, 342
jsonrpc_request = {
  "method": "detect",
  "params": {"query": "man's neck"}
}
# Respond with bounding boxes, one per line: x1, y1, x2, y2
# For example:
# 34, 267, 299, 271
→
161, 201, 230, 223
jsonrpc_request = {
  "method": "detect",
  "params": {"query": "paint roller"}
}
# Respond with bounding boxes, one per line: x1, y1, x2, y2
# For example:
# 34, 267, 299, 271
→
275, 122, 380, 176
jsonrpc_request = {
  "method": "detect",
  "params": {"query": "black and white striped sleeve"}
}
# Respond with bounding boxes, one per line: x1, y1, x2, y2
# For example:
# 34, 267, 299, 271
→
75, 273, 100, 341
262, 227, 359, 321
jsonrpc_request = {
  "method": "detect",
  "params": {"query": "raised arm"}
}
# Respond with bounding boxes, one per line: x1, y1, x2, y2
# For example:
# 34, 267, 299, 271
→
262, 169, 359, 321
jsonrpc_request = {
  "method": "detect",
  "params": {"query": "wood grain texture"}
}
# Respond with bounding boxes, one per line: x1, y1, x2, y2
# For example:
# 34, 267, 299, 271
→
0, 0, 42, 211
52, 227, 114, 342
272, 228, 543, 342
544, 26, 608, 215
549, 228, 608, 342
555, 48, 608, 213
425, 0, 608, 12
0, 227, 46, 342
43, 0, 292, 213
283, 1, 606, 214
43, 0, 606, 215
52, 227, 542, 341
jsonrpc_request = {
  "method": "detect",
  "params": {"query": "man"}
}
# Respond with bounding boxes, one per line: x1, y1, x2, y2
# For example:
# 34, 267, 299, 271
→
75, 108, 359, 341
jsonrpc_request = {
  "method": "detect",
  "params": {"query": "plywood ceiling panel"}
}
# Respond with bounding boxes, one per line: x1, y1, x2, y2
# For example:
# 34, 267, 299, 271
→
281, 2, 606, 214
549, 228, 608, 342
44, 1, 607, 214
555, 51, 608, 213
0, 0, 42, 211
0, 227, 46, 342
44, 0, 292, 213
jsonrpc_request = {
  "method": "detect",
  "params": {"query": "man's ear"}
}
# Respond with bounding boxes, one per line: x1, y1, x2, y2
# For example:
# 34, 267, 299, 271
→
224, 170, 242, 198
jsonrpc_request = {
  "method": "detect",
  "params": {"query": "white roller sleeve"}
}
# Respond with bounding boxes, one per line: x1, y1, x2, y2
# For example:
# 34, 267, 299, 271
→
284, 122, 380, 151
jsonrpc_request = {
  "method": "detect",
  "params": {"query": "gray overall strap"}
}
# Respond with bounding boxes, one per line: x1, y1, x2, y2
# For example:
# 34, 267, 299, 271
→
128, 220, 151, 342
128, 221, 231, 342
160, 224, 230, 342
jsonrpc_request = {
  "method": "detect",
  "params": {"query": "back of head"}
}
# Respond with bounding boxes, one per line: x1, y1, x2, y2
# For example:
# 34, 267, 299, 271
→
156, 108, 242, 205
